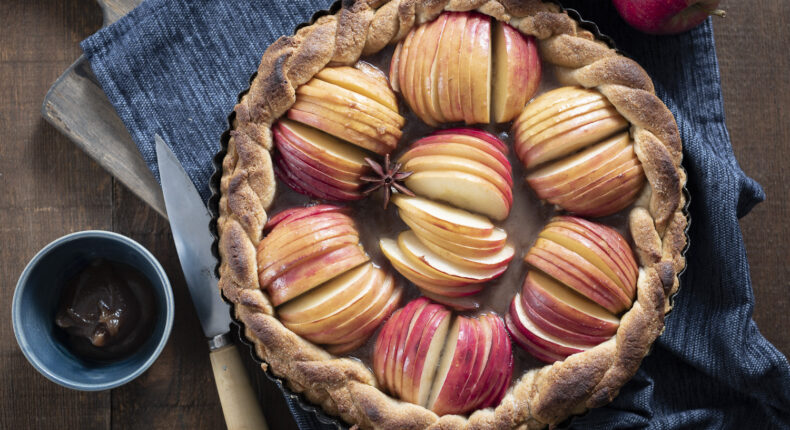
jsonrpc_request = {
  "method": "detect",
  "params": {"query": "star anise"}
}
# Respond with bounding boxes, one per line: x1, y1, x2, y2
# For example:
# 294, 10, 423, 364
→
360, 154, 415, 208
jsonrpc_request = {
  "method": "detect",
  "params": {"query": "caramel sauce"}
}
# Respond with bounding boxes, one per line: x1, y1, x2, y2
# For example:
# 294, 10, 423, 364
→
267, 48, 635, 381
55, 259, 157, 362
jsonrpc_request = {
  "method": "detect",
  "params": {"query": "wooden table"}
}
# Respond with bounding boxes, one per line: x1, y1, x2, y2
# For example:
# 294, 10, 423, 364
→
1, 0, 787, 427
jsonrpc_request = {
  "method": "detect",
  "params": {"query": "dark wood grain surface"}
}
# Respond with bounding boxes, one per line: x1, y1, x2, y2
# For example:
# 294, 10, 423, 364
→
0, 0, 787, 428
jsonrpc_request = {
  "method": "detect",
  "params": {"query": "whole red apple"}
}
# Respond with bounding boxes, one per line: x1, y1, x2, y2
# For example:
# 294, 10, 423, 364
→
612, 0, 725, 35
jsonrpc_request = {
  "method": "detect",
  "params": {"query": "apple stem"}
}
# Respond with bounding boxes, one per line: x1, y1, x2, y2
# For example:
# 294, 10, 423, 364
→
710, 9, 726, 18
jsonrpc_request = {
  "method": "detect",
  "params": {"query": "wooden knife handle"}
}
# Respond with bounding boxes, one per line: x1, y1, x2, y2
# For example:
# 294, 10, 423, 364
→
210, 343, 269, 430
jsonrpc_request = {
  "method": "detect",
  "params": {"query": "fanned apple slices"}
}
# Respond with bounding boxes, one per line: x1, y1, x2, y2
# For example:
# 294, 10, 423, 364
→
380, 195, 513, 310
391, 11, 540, 125
258, 206, 402, 354
399, 129, 513, 220
374, 297, 513, 416
514, 86, 645, 217
507, 216, 638, 362
274, 64, 405, 201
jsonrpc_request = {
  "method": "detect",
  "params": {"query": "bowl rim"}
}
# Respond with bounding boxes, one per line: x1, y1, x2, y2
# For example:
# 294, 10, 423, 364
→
12, 229, 175, 391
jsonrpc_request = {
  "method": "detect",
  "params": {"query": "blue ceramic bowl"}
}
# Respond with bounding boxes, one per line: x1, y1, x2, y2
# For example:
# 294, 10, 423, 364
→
12, 230, 174, 391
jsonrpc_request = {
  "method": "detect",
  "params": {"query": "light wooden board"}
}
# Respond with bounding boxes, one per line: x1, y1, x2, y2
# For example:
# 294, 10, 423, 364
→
40, 0, 167, 217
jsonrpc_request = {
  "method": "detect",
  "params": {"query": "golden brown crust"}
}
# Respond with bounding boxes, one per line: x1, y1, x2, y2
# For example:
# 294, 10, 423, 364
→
217, 1, 688, 428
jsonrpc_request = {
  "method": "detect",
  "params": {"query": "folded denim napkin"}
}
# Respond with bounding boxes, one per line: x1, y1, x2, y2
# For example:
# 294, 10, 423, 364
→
81, 0, 790, 428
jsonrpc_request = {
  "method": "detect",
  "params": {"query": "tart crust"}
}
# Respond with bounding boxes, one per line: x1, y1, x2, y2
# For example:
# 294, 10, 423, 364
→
216, 0, 688, 428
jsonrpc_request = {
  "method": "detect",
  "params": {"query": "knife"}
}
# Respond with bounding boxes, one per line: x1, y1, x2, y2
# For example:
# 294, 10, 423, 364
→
155, 134, 268, 430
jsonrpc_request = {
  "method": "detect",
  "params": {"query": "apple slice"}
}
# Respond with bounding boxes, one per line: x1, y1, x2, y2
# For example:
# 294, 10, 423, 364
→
509, 294, 591, 359
387, 298, 429, 397
328, 278, 403, 350
398, 231, 507, 283
519, 108, 629, 168
264, 204, 343, 232
405, 170, 511, 221
278, 151, 365, 201
403, 155, 512, 200
458, 15, 479, 124
419, 238, 515, 270
477, 314, 513, 408
505, 312, 565, 363
275, 128, 364, 184
277, 136, 361, 191
277, 263, 372, 323
412, 279, 484, 299
432, 128, 509, 155
404, 23, 426, 122
401, 139, 512, 185
435, 12, 466, 122
259, 233, 360, 288
527, 133, 631, 194
426, 316, 469, 415
288, 103, 392, 155
492, 21, 541, 123
521, 283, 613, 346
526, 239, 631, 313
276, 119, 369, 173
299, 78, 404, 128
318, 272, 397, 345
282, 264, 378, 337
379, 238, 470, 289
523, 271, 619, 337
455, 317, 492, 409
389, 42, 402, 93
257, 212, 353, 263
315, 66, 398, 112
514, 87, 610, 132
554, 216, 638, 289
560, 165, 645, 217
419, 290, 480, 311
295, 93, 403, 138
422, 13, 449, 125
267, 244, 369, 306
399, 302, 444, 401
470, 15, 491, 124
539, 226, 627, 292
392, 194, 494, 237
409, 308, 452, 405
400, 211, 506, 252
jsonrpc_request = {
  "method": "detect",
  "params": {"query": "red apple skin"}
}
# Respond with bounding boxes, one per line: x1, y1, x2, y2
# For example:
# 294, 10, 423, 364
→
613, 0, 723, 35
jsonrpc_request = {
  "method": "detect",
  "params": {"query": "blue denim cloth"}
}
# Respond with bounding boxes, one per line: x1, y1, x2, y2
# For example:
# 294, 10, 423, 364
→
82, 0, 790, 428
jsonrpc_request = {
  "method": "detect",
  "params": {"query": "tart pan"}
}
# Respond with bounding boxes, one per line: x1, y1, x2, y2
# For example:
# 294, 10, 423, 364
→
207, 1, 691, 428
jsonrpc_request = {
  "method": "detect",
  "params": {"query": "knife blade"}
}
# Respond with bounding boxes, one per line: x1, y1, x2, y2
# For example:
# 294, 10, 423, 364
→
155, 134, 267, 430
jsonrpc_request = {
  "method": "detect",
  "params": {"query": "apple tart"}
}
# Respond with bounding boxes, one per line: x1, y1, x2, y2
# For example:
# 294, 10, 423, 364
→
215, 0, 688, 428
